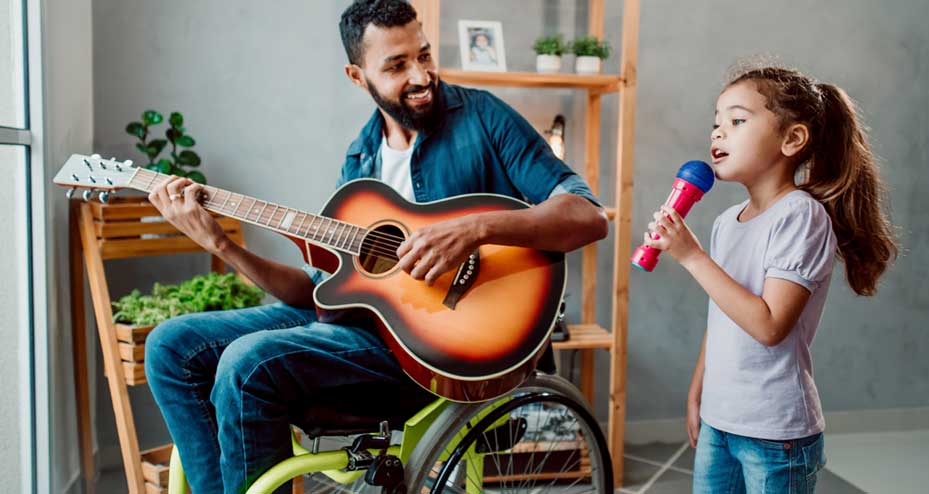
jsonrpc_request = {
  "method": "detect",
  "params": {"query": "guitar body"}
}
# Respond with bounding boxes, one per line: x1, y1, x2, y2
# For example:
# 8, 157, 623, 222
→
307, 179, 566, 402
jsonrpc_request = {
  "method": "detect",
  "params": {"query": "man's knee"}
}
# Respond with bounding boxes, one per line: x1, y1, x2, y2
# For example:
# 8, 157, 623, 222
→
144, 313, 210, 377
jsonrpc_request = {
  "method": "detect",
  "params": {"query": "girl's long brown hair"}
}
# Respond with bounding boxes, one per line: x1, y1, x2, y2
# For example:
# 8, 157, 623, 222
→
728, 66, 897, 296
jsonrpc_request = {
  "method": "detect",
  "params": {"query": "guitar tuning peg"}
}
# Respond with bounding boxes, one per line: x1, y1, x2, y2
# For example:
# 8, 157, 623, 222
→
90, 153, 101, 160
66, 188, 77, 199
99, 192, 110, 203
123, 159, 133, 167
82, 189, 95, 202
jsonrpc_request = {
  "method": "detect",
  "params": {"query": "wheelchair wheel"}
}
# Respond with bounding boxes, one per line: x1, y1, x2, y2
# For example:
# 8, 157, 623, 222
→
405, 373, 613, 493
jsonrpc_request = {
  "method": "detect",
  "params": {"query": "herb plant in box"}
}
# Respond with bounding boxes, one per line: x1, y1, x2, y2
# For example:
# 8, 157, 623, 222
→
112, 273, 264, 347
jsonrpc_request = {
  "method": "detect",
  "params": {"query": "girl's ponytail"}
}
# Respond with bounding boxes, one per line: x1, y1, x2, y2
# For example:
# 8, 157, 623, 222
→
804, 83, 897, 296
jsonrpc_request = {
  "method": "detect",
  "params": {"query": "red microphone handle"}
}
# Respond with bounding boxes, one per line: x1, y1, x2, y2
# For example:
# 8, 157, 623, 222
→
631, 178, 706, 272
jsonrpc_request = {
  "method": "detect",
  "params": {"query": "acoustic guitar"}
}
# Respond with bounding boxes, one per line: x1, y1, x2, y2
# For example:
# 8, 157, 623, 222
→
54, 154, 566, 402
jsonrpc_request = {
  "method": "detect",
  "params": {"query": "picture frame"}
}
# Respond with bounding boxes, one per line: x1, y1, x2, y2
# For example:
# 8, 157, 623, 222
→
458, 20, 507, 72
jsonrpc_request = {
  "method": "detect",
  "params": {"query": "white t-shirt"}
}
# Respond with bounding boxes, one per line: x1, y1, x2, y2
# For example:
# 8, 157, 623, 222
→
378, 135, 416, 202
700, 190, 837, 440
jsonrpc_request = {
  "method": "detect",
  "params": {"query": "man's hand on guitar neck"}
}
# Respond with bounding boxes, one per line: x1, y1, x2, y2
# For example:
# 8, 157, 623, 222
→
149, 177, 229, 255
149, 176, 317, 308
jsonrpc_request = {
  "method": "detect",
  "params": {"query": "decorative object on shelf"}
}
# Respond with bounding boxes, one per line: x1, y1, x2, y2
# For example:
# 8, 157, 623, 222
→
457, 20, 507, 72
569, 36, 612, 74
545, 114, 567, 160
112, 272, 264, 326
533, 34, 566, 73
125, 110, 207, 184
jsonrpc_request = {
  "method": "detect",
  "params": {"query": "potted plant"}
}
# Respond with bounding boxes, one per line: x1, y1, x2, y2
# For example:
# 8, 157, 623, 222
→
569, 36, 611, 74
533, 34, 566, 73
126, 110, 207, 184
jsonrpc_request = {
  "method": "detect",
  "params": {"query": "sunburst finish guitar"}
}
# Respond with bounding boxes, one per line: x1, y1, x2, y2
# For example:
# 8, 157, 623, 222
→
54, 154, 566, 402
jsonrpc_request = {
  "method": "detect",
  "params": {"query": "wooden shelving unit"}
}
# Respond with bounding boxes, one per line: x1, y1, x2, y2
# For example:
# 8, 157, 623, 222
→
413, 0, 640, 486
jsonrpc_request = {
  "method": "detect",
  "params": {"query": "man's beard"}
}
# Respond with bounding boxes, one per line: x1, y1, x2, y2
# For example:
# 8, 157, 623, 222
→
366, 77, 442, 132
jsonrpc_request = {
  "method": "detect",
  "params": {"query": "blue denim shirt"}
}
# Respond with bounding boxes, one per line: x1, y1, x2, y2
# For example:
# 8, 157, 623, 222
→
337, 81, 600, 206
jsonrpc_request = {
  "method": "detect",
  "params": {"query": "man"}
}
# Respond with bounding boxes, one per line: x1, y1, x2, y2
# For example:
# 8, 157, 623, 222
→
145, 1, 608, 492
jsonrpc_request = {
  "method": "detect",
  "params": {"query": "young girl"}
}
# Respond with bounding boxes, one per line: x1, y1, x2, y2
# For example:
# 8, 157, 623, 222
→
644, 66, 898, 493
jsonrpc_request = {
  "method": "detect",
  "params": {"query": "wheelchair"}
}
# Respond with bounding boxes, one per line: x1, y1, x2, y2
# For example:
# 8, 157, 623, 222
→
168, 372, 613, 493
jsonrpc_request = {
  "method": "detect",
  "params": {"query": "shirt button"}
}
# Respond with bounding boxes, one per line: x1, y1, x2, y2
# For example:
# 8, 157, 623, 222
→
360, 153, 366, 160
414, 181, 422, 188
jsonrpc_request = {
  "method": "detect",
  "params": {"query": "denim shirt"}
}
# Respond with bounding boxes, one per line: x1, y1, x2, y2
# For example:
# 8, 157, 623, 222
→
337, 81, 600, 207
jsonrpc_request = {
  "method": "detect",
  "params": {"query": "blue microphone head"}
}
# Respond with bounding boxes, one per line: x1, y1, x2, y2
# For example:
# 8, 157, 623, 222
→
676, 160, 715, 193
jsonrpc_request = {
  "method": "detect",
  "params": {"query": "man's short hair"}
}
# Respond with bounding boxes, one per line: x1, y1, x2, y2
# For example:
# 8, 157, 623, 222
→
340, 0, 419, 66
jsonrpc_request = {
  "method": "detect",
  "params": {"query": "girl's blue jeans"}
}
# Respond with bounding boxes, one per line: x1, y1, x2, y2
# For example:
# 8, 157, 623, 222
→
694, 421, 826, 493
144, 302, 433, 494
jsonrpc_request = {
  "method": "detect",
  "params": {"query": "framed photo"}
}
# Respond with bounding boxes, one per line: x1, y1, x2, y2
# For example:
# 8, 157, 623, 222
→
458, 20, 507, 72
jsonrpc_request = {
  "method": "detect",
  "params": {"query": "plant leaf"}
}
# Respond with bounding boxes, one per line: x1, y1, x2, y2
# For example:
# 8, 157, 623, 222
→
186, 170, 207, 185
165, 127, 180, 143
136, 143, 150, 155
125, 122, 145, 139
156, 159, 173, 174
169, 112, 184, 128
177, 150, 201, 167
142, 110, 163, 126
148, 139, 167, 156
176, 136, 196, 147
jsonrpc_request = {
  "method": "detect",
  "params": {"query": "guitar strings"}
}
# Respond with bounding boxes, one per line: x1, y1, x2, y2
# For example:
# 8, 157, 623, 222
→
138, 172, 410, 262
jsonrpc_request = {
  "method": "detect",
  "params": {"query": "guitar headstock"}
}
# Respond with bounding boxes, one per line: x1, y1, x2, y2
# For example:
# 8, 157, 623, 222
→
53, 153, 138, 202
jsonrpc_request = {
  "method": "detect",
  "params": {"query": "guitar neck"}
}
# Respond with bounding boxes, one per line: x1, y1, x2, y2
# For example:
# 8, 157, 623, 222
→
128, 168, 367, 254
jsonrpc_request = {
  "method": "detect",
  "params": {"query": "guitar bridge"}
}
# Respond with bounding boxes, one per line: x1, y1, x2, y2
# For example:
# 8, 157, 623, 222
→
442, 249, 479, 310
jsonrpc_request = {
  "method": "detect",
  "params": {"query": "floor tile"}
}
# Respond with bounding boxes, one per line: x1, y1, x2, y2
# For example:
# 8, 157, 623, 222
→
825, 429, 929, 494
625, 441, 685, 464
640, 469, 692, 493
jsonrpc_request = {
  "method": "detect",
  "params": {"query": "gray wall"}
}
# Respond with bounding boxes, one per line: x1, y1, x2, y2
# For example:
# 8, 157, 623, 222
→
81, 0, 928, 478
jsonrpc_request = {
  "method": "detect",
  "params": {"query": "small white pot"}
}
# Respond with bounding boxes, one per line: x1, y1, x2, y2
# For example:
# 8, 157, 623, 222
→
535, 54, 562, 73
575, 55, 602, 75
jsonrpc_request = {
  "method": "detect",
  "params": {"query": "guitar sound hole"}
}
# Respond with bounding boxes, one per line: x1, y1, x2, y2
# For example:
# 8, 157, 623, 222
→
358, 223, 406, 275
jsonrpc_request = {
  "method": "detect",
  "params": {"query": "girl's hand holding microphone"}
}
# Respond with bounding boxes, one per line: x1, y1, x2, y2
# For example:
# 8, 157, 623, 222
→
644, 205, 705, 269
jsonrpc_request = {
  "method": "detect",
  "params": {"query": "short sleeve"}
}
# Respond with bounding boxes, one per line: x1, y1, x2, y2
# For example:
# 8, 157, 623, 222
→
546, 174, 603, 207
763, 199, 837, 292
477, 90, 580, 205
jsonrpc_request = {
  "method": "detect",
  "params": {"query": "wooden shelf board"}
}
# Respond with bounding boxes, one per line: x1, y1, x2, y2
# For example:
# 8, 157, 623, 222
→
553, 324, 612, 350
440, 69, 622, 93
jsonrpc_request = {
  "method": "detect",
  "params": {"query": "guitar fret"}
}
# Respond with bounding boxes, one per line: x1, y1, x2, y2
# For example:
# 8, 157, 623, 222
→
327, 220, 338, 244
257, 201, 268, 224
349, 227, 360, 252
293, 213, 308, 236
334, 223, 345, 248
231, 194, 245, 218
220, 190, 231, 211
267, 204, 279, 226
248, 198, 260, 223
340, 225, 351, 249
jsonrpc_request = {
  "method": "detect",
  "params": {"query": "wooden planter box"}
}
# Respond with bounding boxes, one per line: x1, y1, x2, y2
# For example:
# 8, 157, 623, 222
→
114, 322, 156, 386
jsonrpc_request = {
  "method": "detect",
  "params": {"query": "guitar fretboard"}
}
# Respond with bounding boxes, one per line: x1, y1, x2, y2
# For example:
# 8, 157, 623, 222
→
129, 168, 370, 255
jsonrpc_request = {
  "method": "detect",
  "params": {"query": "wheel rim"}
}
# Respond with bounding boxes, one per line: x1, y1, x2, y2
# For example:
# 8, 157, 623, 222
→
426, 391, 612, 494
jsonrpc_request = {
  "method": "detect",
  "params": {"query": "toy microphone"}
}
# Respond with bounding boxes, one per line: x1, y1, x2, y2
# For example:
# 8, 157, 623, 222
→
631, 160, 715, 272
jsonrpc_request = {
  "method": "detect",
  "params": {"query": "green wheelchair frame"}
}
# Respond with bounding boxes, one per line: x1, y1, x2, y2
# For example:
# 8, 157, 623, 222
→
167, 373, 612, 494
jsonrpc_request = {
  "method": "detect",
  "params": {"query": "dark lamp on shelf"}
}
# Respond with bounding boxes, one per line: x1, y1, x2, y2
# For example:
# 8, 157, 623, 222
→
546, 114, 566, 160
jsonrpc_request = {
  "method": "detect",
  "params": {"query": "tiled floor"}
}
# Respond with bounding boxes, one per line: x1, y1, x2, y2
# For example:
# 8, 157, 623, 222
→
97, 430, 928, 493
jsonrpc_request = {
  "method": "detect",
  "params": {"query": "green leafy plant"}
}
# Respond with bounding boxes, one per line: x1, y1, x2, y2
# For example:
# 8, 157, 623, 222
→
112, 272, 264, 326
569, 36, 612, 59
533, 34, 566, 56
125, 110, 207, 184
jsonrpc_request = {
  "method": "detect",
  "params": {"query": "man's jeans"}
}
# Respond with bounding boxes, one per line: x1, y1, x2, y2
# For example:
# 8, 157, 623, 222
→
693, 421, 826, 493
145, 302, 433, 494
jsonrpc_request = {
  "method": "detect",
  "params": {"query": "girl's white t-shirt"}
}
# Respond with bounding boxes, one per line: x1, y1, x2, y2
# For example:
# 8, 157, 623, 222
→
701, 190, 837, 440
378, 135, 416, 202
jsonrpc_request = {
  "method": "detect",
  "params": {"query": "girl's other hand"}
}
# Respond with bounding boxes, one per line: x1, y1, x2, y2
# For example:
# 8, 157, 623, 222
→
645, 206, 705, 267
687, 395, 701, 448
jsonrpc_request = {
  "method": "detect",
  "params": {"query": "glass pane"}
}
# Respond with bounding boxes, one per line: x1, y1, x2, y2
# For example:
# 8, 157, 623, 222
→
0, 0, 26, 128
0, 144, 26, 486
